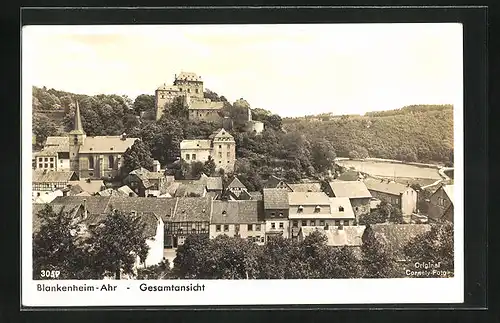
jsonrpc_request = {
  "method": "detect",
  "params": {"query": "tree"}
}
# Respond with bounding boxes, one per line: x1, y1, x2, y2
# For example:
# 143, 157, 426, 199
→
359, 201, 403, 225
311, 139, 337, 173
32, 205, 94, 279
133, 94, 155, 115
403, 222, 454, 277
86, 211, 150, 279
266, 114, 282, 131
136, 260, 171, 279
320, 246, 362, 278
257, 236, 297, 279
191, 161, 204, 179
361, 225, 397, 278
203, 156, 216, 176
173, 234, 216, 279
32, 113, 59, 147
121, 139, 155, 175
168, 96, 189, 119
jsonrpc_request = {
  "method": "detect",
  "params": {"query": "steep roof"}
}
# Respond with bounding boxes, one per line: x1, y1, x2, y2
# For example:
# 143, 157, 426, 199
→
329, 197, 356, 219
105, 196, 178, 223
189, 100, 224, 111
68, 180, 105, 194
45, 136, 69, 152
263, 175, 292, 190
363, 178, 413, 196
328, 181, 372, 199
180, 139, 212, 150
263, 188, 290, 209
117, 185, 138, 197
228, 177, 247, 189
157, 84, 180, 91
210, 129, 234, 141
174, 183, 206, 197
442, 184, 454, 205
79, 136, 138, 154
51, 196, 111, 215
211, 200, 264, 224
248, 191, 263, 201
130, 167, 164, 180
288, 192, 331, 206
173, 197, 212, 222
205, 176, 223, 191
32, 170, 77, 183
34, 147, 59, 157
301, 226, 366, 246
288, 182, 323, 193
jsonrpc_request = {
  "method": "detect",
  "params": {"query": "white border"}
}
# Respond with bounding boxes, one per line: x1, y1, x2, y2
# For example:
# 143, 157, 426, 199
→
22, 23, 464, 307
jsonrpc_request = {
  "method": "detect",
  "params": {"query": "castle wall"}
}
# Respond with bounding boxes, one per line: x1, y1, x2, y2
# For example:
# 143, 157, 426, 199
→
173, 80, 204, 100
189, 109, 223, 123
211, 140, 235, 173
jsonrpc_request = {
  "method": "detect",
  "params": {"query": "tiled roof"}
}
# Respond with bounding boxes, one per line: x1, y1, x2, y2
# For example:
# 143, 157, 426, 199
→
174, 183, 206, 197
442, 185, 454, 205
81, 211, 160, 238
211, 200, 264, 224
209, 129, 234, 141
263, 175, 292, 190
34, 147, 59, 157
188, 101, 224, 110
288, 182, 323, 193
32, 170, 77, 183
363, 178, 413, 196
79, 136, 138, 154
180, 139, 212, 150
68, 180, 105, 194
96, 187, 137, 197
301, 226, 366, 246
288, 192, 331, 206
44, 136, 69, 152
130, 167, 164, 180
263, 188, 290, 209
205, 177, 223, 191
370, 224, 432, 259
105, 196, 177, 222
328, 181, 372, 199
329, 197, 356, 219
228, 177, 246, 189
173, 197, 212, 222
51, 196, 111, 215
157, 84, 180, 91
117, 185, 137, 197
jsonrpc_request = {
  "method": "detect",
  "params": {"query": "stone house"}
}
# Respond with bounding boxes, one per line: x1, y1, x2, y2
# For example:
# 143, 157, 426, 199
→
324, 180, 372, 223
427, 184, 454, 223
363, 178, 417, 216
262, 188, 290, 240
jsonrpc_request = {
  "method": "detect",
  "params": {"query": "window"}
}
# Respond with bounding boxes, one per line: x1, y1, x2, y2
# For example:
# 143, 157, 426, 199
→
88, 156, 94, 169
108, 155, 114, 169
279, 222, 284, 229
271, 223, 276, 229
314, 206, 321, 213
49, 157, 54, 162
38, 164, 42, 168
271, 212, 275, 216
261, 237, 265, 243
224, 225, 229, 232
355, 206, 359, 212
227, 144, 230, 149
36, 192, 40, 197
235, 224, 240, 231
395, 199, 399, 205
188, 89, 190, 93
219, 145, 222, 149
227, 152, 230, 157
248, 236, 253, 242
298, 206, 303, 213
185, 154, 190, 160
311, 220, 316, 226
161, 95, 165, 99
218, 152, 222, 158
338, 206, 344, 212
89, 172, 94, 176
320, 220, 325, 226
227, 161, 230, 163
247, 224, 253, 231
256, 224, 261, 231
44, 163, 48, 168
344, 220, 350, 226
195, 89, 199, 93
301, 220, 307, 226
50, 163, 54, 168
279, 212, 284, 217
219, 161, 222, 164
293, 221, 298, 228
335, 220, 340, 226
44, 158, 48, 162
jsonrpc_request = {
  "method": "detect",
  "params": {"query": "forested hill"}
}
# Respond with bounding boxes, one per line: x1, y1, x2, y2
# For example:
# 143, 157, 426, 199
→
283, 105, 454, 164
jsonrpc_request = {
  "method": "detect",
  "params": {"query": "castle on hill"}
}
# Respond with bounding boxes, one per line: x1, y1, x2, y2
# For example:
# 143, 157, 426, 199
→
155, 72, 264, 134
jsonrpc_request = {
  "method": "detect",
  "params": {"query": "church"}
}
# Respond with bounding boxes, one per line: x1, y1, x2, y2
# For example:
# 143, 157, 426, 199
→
34, 102, 138, 180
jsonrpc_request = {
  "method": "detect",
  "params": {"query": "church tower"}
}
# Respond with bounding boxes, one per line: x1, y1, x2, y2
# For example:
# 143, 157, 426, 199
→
69, 101, 85, 176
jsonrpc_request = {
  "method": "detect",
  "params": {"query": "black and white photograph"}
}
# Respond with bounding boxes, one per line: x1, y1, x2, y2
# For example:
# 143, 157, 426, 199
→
23, 21, 464, 306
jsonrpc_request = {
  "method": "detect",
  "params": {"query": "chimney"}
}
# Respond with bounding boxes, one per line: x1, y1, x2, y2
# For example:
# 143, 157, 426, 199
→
82, 199, 87, 219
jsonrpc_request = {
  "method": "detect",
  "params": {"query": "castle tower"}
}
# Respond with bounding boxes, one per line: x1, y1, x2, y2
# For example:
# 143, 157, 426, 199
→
69, 101, 86, 176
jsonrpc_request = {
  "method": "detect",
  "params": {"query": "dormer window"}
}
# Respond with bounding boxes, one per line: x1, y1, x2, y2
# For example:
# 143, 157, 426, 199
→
222, 210, 227, 215
339, 206, 344, 212
314, 206, 321, 213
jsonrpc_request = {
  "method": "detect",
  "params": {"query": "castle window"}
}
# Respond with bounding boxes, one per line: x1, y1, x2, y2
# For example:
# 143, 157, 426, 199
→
219, 145, 222, 149
88, 156, 94, 169
38, 164, 42, 168
218, 152, 222, 158
161, 95, 165, 99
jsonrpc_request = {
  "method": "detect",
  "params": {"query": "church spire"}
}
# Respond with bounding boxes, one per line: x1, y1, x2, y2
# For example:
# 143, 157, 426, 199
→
70, 100, 85, 134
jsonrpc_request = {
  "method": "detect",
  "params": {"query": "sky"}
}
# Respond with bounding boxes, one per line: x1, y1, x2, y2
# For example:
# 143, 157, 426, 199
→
22, 23, 463, 117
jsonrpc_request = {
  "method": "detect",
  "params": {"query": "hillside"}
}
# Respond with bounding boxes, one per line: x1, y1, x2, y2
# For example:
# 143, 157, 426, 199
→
283, 105, 454, 164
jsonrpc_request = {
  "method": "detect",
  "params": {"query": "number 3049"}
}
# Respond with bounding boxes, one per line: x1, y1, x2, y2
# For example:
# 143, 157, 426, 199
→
40, 270, 60, 279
